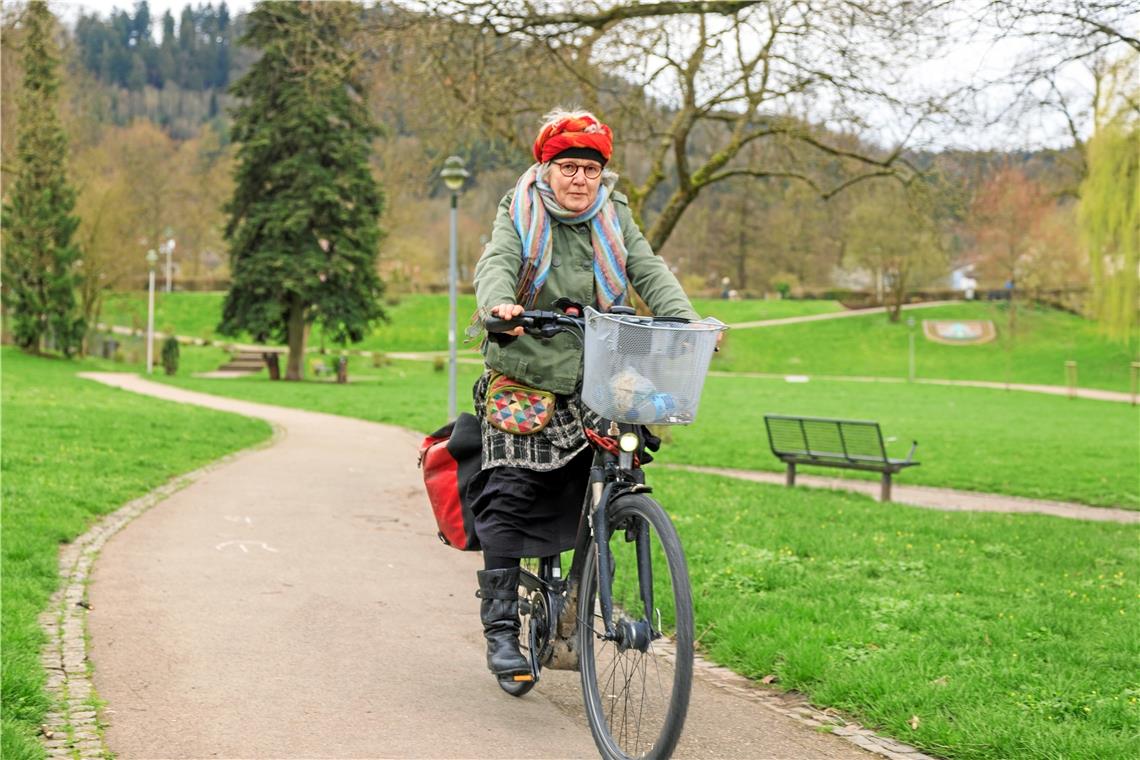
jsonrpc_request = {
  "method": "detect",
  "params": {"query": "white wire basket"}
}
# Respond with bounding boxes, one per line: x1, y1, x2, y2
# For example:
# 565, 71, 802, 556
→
582, 307, 726, 425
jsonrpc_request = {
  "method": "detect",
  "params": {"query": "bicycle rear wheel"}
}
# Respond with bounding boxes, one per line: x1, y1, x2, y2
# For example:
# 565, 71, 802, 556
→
578, 493, 694, 759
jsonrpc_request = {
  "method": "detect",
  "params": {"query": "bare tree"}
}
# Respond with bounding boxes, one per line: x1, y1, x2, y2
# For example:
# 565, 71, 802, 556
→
968, 1, 1139, 178
846, 180, 946, 321
385, 1, 962, 252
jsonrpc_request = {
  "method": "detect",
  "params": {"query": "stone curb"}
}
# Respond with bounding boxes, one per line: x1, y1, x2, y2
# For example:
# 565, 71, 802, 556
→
37, 426, 283, 759
686, 653, 942, 759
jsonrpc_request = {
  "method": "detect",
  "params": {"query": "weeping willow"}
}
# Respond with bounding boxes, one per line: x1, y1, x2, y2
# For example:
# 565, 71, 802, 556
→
1079, 59, 1139, 345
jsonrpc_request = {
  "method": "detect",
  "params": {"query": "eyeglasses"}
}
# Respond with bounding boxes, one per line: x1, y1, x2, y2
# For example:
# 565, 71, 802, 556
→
554, 161, 602, 180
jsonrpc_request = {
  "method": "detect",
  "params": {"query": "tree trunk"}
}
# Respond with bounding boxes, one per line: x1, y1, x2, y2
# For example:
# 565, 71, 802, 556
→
888, 284, 904, 322
735, 191, 749, 292
285, 298, 308, 381
264, 352, 281, 380
646, 186, 699, 252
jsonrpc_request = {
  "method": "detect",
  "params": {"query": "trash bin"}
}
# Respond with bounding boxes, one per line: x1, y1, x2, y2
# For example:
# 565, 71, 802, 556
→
102, 338, 120, 359
336, 356, 348, 384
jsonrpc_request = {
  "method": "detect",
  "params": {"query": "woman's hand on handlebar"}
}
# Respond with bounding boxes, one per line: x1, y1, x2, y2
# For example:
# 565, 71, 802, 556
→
490, 303, 525, 336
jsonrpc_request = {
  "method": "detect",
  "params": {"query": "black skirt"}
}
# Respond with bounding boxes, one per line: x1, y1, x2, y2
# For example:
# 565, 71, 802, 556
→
471, 448, 593, 558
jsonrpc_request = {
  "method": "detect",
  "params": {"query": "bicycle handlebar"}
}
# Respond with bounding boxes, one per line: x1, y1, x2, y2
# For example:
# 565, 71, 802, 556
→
485, 309, 585, 337
485, 307, 697, 337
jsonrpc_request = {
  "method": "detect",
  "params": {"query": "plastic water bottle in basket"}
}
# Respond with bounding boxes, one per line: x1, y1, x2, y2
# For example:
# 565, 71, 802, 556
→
582, 307, 726, 425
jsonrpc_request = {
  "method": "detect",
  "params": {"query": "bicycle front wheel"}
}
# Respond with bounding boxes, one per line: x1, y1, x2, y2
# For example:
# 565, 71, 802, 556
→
578, 493, 694, 760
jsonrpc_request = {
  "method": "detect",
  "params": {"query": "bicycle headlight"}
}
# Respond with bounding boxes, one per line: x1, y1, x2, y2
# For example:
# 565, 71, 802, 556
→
619, 432, 640, 453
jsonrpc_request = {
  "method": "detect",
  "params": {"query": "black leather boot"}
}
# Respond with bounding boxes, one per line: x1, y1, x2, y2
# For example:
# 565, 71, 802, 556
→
476, 568, 530, 676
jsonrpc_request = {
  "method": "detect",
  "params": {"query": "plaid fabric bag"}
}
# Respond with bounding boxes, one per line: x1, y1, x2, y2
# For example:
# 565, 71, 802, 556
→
484, 372, 555, 435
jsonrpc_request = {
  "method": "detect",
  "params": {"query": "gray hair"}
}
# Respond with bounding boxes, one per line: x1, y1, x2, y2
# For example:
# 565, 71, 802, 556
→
539, 107, 601, 129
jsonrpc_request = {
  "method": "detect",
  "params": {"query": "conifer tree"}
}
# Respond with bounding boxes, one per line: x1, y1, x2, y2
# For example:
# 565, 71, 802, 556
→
1, 0, 85, 355
220, 0, 386, 380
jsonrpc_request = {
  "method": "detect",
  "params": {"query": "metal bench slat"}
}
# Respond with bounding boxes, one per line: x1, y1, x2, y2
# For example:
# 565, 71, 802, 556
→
764, 413, 920, 502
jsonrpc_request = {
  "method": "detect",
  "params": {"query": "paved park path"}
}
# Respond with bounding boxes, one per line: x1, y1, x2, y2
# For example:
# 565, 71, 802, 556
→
662, 466, 1139, 524
74, 373, 898, 760
723, 300, 957, 329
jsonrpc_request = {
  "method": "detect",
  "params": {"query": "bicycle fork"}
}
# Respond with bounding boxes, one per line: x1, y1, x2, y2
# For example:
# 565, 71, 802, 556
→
590, 476, 658, 653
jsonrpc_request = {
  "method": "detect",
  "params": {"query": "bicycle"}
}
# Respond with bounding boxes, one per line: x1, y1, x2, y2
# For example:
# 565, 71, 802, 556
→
483, 305, 725, 760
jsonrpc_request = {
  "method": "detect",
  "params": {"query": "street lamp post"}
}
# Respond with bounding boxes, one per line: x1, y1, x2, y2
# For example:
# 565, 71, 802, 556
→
441, 155, 470, 420
146, 248, 159, 374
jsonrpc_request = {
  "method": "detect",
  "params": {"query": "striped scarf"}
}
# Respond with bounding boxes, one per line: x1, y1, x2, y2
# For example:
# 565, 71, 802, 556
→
509, 164, 628, 310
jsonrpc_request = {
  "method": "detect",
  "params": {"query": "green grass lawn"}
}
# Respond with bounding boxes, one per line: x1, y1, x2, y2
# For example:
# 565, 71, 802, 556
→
152, 352, 1138, 509
0, 348, 272, 759
661, 470, 1139, 760
664, 374, 1140, 509
690, 296, 844, 322
98, 293, 1138, 392
718, 301, 1139, 393
98, 292, 842, 353
100, 291, 233, 342
99, 291, 486, 354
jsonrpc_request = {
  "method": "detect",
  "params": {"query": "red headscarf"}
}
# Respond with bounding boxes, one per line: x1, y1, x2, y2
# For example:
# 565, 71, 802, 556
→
532, 113, 614, 164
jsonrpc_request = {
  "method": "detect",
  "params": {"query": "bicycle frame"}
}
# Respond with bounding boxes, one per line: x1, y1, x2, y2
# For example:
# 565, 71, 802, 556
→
487, 306, 701, 757
517, 418, 660, 677
487, 308, 669, 668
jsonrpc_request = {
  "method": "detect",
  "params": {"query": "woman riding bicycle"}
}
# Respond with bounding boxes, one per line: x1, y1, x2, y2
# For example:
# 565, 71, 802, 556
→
471, 108, 710, 679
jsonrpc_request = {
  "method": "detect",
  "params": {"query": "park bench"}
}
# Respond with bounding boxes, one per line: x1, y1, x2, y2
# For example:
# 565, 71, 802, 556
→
763, 414, 919, 501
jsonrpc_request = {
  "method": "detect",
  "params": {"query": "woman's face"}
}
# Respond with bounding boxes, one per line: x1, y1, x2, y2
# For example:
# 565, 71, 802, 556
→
549, 159, 603, 213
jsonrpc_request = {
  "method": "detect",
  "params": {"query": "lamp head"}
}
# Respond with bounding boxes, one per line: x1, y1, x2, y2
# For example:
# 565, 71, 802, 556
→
441, 155, 469, 192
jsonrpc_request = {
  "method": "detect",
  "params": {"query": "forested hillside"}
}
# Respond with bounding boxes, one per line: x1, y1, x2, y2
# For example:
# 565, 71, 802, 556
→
67, 2, 253, 138
75, 3, 234, 91
1, 1, 1125, 333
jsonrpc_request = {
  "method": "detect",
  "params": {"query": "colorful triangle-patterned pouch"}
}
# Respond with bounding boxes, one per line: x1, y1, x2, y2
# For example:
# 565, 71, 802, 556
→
484, 372, 555, 435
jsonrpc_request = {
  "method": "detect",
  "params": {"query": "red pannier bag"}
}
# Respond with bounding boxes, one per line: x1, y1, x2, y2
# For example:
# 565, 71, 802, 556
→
417, 412, 484, 551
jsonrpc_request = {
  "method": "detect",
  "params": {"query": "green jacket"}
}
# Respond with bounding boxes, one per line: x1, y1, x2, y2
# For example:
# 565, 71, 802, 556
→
474, 189, 699, 394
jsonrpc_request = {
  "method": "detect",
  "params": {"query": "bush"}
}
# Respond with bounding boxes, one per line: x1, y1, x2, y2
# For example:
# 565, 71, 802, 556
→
680, 273, 711, 298
161, 337, 180, 375
769, 273, 801, 299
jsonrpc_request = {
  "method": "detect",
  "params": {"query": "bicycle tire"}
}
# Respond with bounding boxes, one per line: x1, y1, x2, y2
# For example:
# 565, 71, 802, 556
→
578, 493, 694, 759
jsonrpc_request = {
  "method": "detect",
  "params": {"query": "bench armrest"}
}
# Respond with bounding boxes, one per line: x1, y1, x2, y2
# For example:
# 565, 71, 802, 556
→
905, 440, 918, 462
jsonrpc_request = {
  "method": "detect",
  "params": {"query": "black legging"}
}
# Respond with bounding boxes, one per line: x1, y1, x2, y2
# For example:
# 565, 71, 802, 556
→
483, 553, 521, 571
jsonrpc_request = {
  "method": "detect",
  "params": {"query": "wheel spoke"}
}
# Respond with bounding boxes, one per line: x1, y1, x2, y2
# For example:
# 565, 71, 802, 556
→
579, 494, 694, 759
